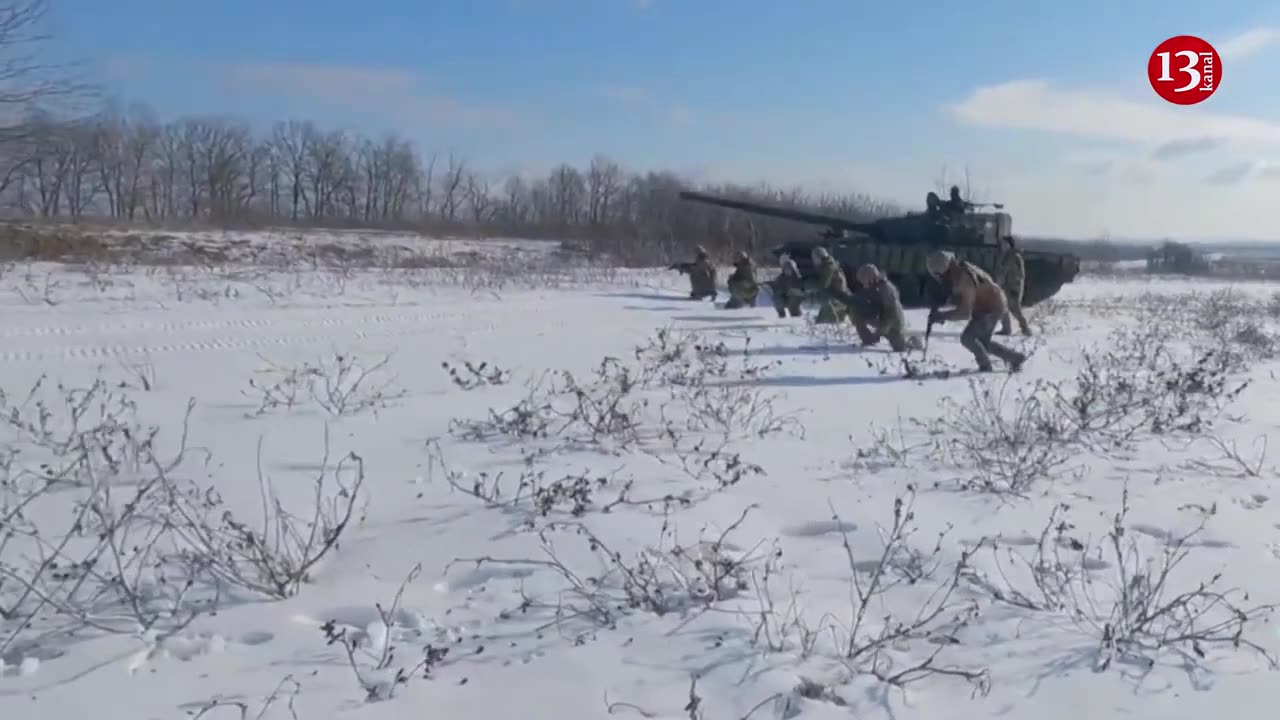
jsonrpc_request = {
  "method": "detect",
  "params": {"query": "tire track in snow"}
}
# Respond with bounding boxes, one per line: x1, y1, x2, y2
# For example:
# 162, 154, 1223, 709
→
0, 325, 438, 363
0, 306, 468, 340
0, 302, 573, 365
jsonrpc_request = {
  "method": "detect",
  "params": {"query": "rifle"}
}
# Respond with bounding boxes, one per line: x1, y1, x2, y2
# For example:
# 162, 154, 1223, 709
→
667, 261, 695, 275
922, 300, 944, 357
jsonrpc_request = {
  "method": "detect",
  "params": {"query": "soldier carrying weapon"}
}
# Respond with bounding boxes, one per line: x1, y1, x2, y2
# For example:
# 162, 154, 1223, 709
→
924, 250, 1026, 373
669, 245, 717, 300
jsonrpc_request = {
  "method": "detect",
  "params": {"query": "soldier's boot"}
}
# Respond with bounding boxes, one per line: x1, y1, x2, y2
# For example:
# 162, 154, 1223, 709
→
773, 304, 787, 318
724, 295, 745, 309
856, 324, 880, 347
986, 340, 1026, 372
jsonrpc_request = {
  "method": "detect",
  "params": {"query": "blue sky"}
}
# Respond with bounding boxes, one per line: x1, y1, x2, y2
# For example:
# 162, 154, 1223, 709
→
47, 0, 1280, 240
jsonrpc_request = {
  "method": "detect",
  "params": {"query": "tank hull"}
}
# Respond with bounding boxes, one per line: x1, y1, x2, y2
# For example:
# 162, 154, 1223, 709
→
770, 238, 1079, 309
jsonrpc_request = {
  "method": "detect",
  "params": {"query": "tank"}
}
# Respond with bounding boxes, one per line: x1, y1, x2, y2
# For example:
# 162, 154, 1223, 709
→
677, 189, 1080, 308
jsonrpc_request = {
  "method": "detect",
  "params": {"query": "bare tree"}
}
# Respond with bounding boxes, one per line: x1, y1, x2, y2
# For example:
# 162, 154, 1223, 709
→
270, 119, 313, 221
0, 90, 914, 265
0, 1, 96, 136
439, 151, 466, 221
465, 171, 492, 223
587, 153, 621, 225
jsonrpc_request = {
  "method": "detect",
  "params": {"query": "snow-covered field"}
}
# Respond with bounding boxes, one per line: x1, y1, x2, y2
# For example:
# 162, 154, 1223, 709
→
2, 244, 1280, 720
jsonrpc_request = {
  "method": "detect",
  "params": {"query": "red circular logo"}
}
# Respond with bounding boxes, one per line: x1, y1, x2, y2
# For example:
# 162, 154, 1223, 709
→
1148, 35, 1221, 105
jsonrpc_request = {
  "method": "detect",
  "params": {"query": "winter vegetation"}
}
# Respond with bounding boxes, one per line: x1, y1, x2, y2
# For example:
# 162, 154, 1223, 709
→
1, 243, 1279, 720
3, 3, 1280, 719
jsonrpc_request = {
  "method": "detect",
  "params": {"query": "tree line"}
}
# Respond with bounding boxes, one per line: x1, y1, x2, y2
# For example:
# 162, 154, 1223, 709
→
0, 0, 1153, 265
0, 101, 934, 263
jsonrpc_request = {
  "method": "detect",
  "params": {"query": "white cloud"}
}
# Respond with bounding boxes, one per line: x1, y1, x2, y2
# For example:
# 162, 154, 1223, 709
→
945, 79, 1280, 151
207, 60, 521, 128
1203, 160, 1256, 185
599, 84, 696, 125
1218, 27, 1280, 60
1150, 136, 1222, 160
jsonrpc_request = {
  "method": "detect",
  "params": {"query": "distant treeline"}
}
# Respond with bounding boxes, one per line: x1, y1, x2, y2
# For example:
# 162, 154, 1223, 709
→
0, 100, 1247, 266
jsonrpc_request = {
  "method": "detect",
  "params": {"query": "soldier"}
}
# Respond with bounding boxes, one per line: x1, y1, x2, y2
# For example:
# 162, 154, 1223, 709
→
943, 185, 973, 217
770, 255, 805, 318
811, 246, 850, 324
850, 264, 920, 352
724, 251, 759, 309
997, 235, 1032, 336
926, 191, 945, 221
669, 245, 717, 300
925, 250, 1026, 373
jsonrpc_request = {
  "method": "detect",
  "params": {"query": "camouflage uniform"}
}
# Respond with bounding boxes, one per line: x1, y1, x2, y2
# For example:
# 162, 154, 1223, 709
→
770, 256, 805, 318
723, 251, 759, 309
997, 237, 1032, 336
926, 250, 1026, 372
811, 247, 850, 324
686, 246, 717, 300
850, 264, 919, 352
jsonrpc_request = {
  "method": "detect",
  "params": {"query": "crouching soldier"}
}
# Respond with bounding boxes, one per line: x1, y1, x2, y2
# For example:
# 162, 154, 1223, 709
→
849, 264, 921, 352
811, 246, 850, 324
924, 250, 1026, 373
723, 251, 759, 309
770, 255, 805, 318
668, 245, 717, 300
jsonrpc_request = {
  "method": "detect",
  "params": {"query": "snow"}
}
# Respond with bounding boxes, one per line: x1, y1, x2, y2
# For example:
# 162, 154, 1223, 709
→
1, 250, 1279, 720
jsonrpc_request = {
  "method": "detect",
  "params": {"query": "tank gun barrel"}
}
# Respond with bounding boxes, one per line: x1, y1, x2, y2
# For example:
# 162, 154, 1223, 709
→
677, 190, 873, 237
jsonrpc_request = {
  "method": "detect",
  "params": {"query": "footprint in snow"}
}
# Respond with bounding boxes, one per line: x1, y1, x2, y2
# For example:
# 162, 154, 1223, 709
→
1236, 493, 1269, 510
1130, 523, 1235, 549
239, 630, 275, 646
441, 565, 535, 592
781, 519, 858, 538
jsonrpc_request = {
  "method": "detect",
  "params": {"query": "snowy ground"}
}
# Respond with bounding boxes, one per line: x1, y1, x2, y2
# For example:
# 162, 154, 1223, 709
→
1, 255, 1280, 720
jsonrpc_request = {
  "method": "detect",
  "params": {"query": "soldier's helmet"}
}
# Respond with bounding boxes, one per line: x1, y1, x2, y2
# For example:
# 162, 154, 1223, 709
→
855, 263, 882, 287
925, 250, 954, 278
949, 185, 962, 200
695, 245, 708, 258
781, 257, 799, 275
733, 250, 750, 265
811, 246, 830, 261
